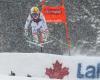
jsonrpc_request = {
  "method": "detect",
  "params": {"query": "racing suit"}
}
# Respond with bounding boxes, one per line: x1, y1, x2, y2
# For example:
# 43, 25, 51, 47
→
24, 13, 49, 43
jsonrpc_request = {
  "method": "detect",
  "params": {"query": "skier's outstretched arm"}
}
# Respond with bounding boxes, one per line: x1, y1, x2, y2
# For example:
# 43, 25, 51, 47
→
24, 14, 32, 30
24, 14, 32, 36
40, 13, 49, 42
40, 13, 48, 29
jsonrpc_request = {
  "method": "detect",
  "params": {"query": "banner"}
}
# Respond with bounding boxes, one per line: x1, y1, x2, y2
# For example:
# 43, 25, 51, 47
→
42, 6, 67, 23
0, 53, 100, 80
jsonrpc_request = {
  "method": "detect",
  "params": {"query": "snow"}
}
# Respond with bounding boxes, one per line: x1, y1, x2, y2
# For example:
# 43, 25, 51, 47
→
0, 53, 100, 80
0, 53, 71, 79
0, 53, 69, 77
0, 75, 58, 80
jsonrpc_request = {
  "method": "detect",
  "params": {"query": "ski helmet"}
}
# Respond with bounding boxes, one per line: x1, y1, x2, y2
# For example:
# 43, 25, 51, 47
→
31, 7, 39, 14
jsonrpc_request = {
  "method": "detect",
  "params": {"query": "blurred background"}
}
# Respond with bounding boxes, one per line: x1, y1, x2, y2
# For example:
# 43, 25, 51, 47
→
0, 0, 100, 55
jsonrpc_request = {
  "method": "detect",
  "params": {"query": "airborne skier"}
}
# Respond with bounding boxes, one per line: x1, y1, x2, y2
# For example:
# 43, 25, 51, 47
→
24, 6, 49, 43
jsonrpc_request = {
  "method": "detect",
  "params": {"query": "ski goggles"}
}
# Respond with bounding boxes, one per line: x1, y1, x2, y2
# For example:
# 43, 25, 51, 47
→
31, 13, 39, 18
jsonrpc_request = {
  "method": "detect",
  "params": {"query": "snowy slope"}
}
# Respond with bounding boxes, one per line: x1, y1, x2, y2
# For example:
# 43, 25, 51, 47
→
0, 53, 68, 77
0, 53, 100, 80
0, 75, 58, 80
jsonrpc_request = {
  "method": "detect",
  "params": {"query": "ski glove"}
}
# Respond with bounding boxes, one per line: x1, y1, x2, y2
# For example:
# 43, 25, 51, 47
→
24, 29, 28, 36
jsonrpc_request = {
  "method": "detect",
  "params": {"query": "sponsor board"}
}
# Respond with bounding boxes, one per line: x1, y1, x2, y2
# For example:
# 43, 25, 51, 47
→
0, 53, 99, 80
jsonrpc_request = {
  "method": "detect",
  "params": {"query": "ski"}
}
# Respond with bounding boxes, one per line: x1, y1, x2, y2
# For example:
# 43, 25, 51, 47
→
26, 40, 53, 47
26, 40, 43, 47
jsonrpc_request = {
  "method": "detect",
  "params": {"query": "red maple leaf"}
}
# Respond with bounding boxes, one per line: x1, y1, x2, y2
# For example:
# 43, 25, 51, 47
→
45, 60, 69, 79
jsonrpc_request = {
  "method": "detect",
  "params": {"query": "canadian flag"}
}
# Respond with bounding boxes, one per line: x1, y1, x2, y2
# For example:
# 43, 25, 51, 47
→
45, 60, 69, 79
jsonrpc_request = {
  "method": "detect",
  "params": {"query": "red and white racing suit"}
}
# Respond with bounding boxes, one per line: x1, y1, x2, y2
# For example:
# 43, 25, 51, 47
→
24, 13, 49, 43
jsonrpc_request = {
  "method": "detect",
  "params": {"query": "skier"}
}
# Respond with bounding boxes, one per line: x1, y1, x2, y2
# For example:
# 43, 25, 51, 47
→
24, 6, 49, 43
